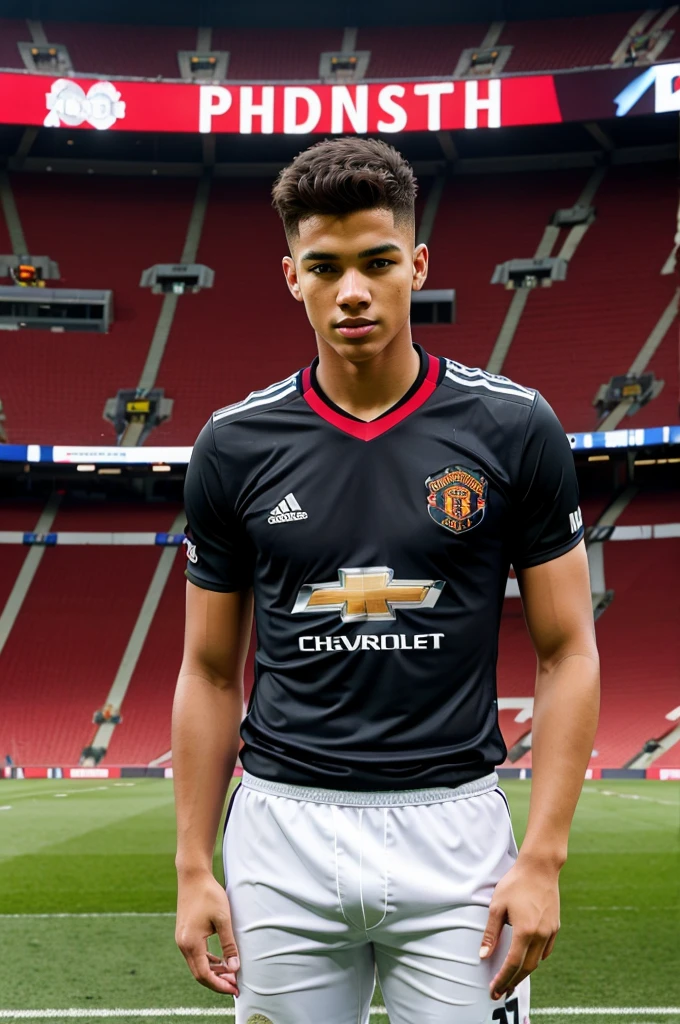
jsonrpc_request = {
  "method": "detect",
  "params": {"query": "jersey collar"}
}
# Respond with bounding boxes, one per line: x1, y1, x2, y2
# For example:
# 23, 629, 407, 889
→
300, 348, 442, 442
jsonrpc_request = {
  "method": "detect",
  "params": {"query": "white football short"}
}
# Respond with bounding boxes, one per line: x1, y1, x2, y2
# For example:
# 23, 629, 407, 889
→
223, 770, 530, 1024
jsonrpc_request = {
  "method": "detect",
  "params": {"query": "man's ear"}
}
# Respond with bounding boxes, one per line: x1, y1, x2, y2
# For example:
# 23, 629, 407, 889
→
412, 243, 429, 292
282, 256, 304, 302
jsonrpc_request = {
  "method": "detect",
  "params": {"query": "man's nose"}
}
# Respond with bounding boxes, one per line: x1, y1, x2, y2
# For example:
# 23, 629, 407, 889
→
336, 269, 371, 308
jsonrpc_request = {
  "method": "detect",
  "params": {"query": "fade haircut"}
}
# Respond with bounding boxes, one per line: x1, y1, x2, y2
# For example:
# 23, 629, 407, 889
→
271, 137, 418, 244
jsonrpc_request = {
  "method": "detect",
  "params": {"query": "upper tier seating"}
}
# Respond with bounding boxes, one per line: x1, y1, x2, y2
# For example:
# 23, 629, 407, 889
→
0, 12, 674, 79
42, 22, 194, 78
0, 19, 26, 69
502, 162, 678, 433
354, 24, 487, 78
420, 169, 590, 375
211, 27, 342, 80
498, 11, 643, 73
0, 173, 195, 445
1, 164, 674, 445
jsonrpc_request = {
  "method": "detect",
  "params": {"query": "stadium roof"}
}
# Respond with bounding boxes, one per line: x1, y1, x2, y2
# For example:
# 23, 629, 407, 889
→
0, 0, 652, 27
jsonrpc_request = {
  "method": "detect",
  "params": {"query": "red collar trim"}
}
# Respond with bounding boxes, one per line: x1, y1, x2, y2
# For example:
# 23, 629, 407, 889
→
301, 352, 440, 441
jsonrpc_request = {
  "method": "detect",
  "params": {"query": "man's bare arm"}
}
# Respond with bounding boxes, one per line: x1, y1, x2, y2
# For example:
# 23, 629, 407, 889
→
481, 539, 600, 998
173, 581, 253, 996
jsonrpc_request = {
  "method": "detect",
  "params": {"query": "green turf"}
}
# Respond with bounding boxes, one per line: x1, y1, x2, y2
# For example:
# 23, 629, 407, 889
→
0, 778, 677, 1022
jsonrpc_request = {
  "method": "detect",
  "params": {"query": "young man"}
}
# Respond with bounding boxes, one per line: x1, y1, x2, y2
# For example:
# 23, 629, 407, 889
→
173, 138, 600, 1024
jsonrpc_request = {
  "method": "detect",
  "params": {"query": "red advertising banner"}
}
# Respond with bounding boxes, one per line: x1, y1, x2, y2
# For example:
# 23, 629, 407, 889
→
0, 63, 673, 135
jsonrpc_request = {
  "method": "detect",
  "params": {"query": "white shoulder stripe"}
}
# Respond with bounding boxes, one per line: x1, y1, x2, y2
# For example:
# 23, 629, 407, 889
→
445, 369, 535, 402
445, 359, 534, 397
214, 382, 298, 422
213, 373, 298, 422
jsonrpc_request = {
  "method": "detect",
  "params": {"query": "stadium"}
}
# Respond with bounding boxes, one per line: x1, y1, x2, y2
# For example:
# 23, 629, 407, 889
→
0, 0, 678, 1020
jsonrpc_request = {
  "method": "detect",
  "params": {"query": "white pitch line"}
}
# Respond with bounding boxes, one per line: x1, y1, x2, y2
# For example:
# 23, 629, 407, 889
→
0, 913, 175, 921
0, 1009, 678, 1020
581, 787, 679, 807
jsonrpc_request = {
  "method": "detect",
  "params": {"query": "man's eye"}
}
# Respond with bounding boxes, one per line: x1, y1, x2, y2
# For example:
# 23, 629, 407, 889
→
370, 259, 394, 269
310, 264, 336, 274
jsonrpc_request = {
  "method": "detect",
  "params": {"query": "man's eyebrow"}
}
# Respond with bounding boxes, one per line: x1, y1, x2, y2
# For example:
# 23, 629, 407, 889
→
300, 243, 402, 261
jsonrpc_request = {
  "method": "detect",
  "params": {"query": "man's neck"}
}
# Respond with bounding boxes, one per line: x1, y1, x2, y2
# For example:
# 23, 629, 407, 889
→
315, 332, 421, 423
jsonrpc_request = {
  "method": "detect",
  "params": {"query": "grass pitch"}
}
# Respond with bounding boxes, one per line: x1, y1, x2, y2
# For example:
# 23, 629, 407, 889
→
0, 778, 677, 1023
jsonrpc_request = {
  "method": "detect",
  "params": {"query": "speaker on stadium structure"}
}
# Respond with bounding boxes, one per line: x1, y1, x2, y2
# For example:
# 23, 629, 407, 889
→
593, 373, 663, 419
454, 45, 513, 77
140, 264, 214, 295
104, 388, 173, 445
18, 41, 72, 74
319, 51, 371, 82
178, 50, 229, 81
551, 205, 595, 227
0, 254, 60, 283
492, 258, 567, 290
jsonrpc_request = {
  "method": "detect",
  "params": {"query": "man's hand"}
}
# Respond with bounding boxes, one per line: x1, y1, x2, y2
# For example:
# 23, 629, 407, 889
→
175, 870, 240, 997
479, 857, 560, 1000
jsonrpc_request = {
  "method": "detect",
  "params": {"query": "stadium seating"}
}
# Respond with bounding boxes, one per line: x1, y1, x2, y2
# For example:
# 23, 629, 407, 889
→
354, 24, 487, 78
500, 537, 680, 769
151, 178, 313, 445
615, 489, 680, 526
502, 162, 678, 432
498, 11, 641, 72
1, 12, 676, 79
419, 169, 590, 373
0, 163, 674, 443
104, 553, 185, 765
0, 546, 161, 765
1, 173, 196, 445
42, 22, 195, 78
0, 20, 28, 69
211, 27, 342, 80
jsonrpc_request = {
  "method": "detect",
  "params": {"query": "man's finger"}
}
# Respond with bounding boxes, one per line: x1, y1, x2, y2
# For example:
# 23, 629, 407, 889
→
541, 932, 558, 960
479, 901, 506, 960
215, 913, 240, 981
490, 933, 529, 1000
181, 943, 239, 996
502, 935, 549, 990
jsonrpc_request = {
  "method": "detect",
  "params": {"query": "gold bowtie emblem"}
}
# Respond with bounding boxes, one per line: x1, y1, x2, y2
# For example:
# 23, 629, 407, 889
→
292, 567, 444, 623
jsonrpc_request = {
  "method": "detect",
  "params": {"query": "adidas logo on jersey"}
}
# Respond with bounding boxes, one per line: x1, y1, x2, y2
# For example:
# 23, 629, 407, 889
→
268, 492, 308, 525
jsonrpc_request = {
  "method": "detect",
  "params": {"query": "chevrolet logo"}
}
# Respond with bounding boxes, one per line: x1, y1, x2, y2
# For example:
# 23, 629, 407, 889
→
292, 566, 445, 623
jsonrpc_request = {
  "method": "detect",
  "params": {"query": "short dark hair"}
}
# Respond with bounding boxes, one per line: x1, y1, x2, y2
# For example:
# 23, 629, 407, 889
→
271, 137, 418, 242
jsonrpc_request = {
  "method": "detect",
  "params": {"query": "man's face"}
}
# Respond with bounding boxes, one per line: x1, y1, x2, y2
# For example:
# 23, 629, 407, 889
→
282, 207, 428, 363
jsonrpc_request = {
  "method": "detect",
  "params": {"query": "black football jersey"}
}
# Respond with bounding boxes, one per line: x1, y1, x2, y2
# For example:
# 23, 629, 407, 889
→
183, 345, 584, 790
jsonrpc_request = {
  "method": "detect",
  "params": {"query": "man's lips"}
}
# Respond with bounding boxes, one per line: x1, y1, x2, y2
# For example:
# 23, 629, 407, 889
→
335, 322, 377, 338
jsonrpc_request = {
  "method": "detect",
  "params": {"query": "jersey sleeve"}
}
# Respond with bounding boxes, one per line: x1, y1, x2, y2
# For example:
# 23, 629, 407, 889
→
183, 416, 254, 593
510, 392, 585, 570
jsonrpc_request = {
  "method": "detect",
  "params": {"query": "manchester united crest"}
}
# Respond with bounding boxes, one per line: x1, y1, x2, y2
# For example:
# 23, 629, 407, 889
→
425, 465, 488, 535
